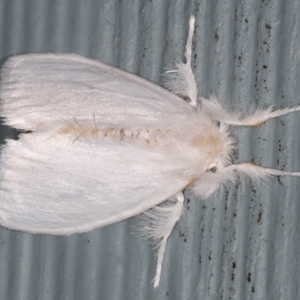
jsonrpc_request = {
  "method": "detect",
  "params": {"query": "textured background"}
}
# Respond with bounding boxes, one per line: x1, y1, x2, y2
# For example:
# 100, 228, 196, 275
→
1, 0, 300, 299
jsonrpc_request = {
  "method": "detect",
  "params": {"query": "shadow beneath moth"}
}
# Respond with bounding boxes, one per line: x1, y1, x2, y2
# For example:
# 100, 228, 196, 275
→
1, 16, 300, 288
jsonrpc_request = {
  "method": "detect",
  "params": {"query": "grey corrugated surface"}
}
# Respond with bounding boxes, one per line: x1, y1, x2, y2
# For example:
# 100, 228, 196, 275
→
0, 0, 300, 299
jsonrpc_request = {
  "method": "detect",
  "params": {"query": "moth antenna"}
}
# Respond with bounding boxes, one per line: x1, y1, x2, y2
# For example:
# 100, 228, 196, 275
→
192, 162, 300, 199
236, 106, 300, 127
202, 96, 300, 127
232, 163, 300, 181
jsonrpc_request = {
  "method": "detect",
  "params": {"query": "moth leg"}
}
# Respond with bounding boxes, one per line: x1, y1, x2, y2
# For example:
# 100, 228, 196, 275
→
165, 16, 198, 107
202, 97, 300, 127
153, 192, 184, 288
191, 168, 237, 198
140, 192, 184, 288
184, 15, 198, 108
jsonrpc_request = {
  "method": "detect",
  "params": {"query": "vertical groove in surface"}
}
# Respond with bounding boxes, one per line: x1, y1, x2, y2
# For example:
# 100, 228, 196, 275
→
0, 1, 300, 299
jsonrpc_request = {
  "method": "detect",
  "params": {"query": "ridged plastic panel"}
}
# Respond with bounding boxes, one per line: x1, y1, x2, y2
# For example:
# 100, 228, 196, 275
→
0, 1, 300, 299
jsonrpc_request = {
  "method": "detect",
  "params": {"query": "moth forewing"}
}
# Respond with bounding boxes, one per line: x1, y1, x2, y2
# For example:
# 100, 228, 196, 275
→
1, 15, 300, 288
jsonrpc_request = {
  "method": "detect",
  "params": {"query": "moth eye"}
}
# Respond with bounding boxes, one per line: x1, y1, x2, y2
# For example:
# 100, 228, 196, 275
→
207, 163, 217, 173
210, 166, 217, 173
182, 96, 191, 103
216, 121, 220, 128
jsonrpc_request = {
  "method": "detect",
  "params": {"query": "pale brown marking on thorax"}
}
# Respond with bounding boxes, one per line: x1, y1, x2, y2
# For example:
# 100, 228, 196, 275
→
191, 133, 223, 159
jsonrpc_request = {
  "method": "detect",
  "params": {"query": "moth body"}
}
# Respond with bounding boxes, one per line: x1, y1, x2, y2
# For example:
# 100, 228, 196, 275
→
1, 15, 300, 288
56, 106, 235, 188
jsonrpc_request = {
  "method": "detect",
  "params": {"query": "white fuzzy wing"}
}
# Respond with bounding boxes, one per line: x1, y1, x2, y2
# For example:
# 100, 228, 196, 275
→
0, 133, 191, 235
0, 54, 193, 131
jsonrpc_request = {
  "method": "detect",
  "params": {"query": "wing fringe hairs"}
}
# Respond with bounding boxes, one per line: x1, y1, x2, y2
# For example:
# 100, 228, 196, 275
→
1, 15, 300, 288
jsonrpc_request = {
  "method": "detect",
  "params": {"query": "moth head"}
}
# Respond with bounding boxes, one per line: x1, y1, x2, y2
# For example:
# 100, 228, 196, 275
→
204, 120, 236, 174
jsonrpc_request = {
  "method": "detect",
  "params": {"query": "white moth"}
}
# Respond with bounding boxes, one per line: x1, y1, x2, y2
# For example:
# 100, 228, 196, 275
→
1, 16, 300, 288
